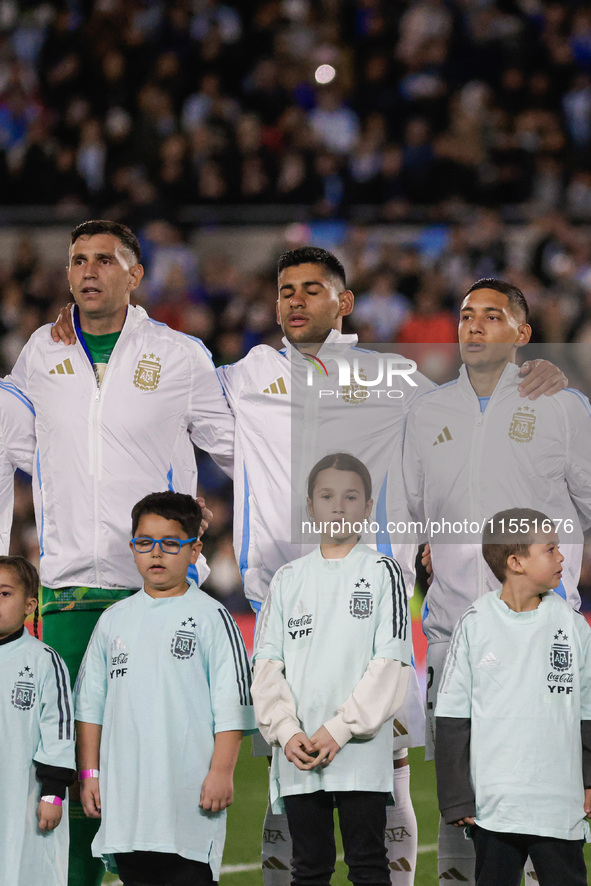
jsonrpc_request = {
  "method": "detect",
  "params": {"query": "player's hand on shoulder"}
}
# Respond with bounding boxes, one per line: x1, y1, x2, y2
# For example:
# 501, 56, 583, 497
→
51, 303, 77, 344
308, 725, 340, 768
37, 799, 63, 831
200, 769, 234, 812
284, 732, 318, 770
421, 543, 433, 585
80, 777, 102, 818
196, 496, 212, 539
518, 358, 567, 399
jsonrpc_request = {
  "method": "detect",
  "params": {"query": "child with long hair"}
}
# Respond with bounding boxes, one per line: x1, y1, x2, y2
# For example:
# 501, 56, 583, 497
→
252, 454, 413, 886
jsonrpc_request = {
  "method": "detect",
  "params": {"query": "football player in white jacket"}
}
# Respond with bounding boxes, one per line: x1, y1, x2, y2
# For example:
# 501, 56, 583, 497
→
402, 277, 591, 884
219, 247, 431, 886
7, 219, 235, 886
217, 249, 566, 886
48, 247, 564, 886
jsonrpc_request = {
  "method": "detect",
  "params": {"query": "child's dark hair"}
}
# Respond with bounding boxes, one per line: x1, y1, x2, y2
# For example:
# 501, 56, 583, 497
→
482, 507, 553, 582
131, 491, 203, 538
0, 555, 40, 637
307, 453, 372, 501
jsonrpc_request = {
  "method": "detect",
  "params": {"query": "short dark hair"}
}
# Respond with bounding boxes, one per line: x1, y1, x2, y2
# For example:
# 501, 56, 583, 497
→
464, 278, 529, 323
0, 555, 40, 637
277, 247, 346, 290
307, 453, 372, 502
70, 220, 142, 264
482, 507, 553, 582
131, 492, 202, 538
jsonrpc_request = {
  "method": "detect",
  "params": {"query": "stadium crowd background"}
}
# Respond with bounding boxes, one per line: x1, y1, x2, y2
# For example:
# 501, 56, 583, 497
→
1, 0, 591, 610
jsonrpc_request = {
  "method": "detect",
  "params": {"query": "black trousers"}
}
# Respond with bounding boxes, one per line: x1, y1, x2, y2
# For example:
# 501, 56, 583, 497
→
472, 825, 587, 886
114, 851, 216, 886
283, 790, 390, 886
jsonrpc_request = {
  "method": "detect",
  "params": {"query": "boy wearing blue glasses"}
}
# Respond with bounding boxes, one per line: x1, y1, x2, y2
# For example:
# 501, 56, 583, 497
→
74, 492, 256, 886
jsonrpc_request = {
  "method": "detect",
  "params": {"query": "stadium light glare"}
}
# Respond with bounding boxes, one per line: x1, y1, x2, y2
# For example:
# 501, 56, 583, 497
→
315, 64, 336, 85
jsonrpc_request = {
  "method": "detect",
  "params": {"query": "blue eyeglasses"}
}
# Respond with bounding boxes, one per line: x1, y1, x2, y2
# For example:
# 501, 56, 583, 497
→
131, 536, 197, 554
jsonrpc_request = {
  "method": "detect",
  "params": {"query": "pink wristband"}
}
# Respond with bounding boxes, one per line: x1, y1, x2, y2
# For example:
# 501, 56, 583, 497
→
78, 769, 100, 780
40, 795, 62, 806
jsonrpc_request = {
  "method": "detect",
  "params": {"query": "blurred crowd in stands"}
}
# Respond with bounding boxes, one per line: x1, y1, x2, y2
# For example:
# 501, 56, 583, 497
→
1, 0, 591, 219
2, 0, 591, 610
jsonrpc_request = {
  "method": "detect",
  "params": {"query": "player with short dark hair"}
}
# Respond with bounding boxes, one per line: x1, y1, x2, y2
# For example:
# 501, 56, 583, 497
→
403, 281, 591, 883
48, 246, 566, 886
69, 220, 141, 265
464, 277, 529, 323
6, 220, 235, 886
277, 247, 347, 291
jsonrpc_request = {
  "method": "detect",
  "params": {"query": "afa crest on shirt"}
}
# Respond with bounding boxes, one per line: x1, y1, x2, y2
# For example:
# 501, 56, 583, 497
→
508, 405, 536, 443
11, 678, 36, 711
350, 578, 373, 619
550, 632, 572, 671
171, 617, 197, 659
340, 367, 367, 405
133, 354, 161, 391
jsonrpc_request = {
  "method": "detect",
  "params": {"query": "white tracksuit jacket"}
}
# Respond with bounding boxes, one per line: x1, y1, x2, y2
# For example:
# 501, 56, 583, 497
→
403, 361, 591, 644
0, 382, 35, 554
8, 305, 234, 590
218, 330, 435, 608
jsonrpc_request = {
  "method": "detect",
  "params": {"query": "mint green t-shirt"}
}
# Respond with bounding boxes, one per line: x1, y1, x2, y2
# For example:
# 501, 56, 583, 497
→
255, 543, 412, 809
437, 590, 591, 840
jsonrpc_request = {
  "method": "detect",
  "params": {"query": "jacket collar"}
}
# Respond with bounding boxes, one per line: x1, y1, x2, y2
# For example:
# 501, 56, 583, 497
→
281, 328, 358, 359
72, 303, 148, 336
73, 303, 149, 366
458, 360, 520, 400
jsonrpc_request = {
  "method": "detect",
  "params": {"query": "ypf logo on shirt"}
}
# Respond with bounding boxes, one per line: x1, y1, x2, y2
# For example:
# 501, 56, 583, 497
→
11, 665, 36, 710
110, 636, 129, 679
287, 609, 313, 640
547, 628, 574, 697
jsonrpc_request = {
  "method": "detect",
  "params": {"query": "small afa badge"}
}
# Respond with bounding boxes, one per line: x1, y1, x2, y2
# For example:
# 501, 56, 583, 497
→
508, 405, 536, 443
171, 616, 197, 660
341, 368, 367, 406
12, 669, 36, 711
350, 578, 373, 619
133, 354, 161, 391
550, 630, 572, 671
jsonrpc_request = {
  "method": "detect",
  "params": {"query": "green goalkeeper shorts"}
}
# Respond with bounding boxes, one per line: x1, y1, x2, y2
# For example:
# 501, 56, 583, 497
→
41, 588, 134, 687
